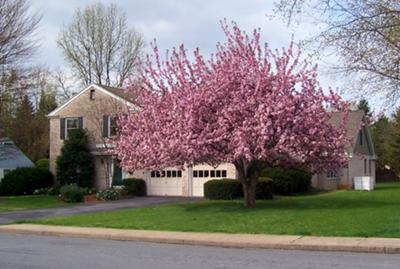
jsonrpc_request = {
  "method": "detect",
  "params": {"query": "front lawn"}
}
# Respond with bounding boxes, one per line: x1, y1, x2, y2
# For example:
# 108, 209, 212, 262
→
0, 195, 67, 212
24, 183, 400, 238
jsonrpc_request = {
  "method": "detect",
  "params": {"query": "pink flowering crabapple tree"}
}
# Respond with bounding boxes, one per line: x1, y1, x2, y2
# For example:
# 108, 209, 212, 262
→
113, 21, 350, 208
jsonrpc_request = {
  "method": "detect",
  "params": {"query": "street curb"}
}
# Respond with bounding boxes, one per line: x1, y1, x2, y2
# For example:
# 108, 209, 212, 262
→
1, 224, 400, 254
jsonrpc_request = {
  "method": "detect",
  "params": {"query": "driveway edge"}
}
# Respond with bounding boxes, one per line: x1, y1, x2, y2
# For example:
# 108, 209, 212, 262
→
1, 224, 400, 254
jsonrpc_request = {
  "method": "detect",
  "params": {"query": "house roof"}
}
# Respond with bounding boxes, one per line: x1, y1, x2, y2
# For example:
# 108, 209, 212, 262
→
48, 84, 135, 117
329, 110, 372, 153
94, 84, 136, 102
0, 138, 34, 169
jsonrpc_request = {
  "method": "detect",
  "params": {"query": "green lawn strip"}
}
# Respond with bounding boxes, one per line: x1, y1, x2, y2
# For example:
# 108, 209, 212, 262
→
0, 195, 67, 212
23, 183, 400, 238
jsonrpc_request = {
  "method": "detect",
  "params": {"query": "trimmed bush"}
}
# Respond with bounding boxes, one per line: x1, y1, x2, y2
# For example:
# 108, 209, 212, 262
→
0, 167, 53, 196
204, 179, 243, 200
123, 178, 146, 196
256, 177, 274, 199
59, 184, 88, 203
36, 159, 49, 170
261, 167, 311, 195
204, 178, 274, 200
96, 188, 120, 201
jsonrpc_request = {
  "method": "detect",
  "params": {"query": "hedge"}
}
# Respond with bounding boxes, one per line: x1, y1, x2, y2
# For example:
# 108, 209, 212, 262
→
204, 178, 273, 200
261, 167, 311, 195
123, 178, 146, 196
0, 167, 53, 196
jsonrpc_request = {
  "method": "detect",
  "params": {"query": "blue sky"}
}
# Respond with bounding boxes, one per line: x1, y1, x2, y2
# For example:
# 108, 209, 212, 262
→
31, 0, 338, 91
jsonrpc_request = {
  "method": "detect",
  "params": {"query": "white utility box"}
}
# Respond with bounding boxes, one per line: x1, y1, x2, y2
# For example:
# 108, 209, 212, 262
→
354, 176, 375, 191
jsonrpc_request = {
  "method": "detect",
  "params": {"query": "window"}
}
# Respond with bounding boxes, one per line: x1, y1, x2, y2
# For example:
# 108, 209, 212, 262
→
359, 130, 363, 145
103, 116, 118, 137
210, 170, 215, 177
364, 159, 367, 175
152, 170, 181, 178
198, 170, 204, 177
222, 170, 227, 178
216, 170, 221, 177
109, 117, 117, 136
204, 170, 209, 177
66, 118, 79, 138
327, 171, 337, 178
90, 89, 95, 99
193, 170, 198, 177
369, 160, 372, 175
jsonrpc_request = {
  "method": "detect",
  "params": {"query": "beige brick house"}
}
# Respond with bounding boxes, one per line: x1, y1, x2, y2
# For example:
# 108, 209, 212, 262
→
48, 84, 375, 195
48, 84, 236, 196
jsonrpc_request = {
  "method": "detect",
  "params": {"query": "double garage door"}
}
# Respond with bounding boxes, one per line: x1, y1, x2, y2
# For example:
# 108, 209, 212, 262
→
144, 167, 231, 197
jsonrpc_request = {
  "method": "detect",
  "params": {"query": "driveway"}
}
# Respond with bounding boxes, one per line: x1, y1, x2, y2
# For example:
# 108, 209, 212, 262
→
0, 197, 197, 225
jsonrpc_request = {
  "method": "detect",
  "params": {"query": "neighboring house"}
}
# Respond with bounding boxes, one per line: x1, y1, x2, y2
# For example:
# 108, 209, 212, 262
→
48, 84, 374, 196
312, 110, 376, 190
0, 138, 34, 180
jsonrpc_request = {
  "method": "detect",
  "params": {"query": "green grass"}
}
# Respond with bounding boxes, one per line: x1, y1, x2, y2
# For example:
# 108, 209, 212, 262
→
24, 183, 400, 238
0, 195, 67, 212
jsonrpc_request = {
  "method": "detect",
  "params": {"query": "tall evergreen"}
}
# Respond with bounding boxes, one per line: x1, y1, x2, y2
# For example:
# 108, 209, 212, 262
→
56, 129, 94, 187
9, 95, 35, 160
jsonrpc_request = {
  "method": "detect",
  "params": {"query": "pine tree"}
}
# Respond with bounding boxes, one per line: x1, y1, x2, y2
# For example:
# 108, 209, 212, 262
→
56, 129, 94, 187
9, 95, 35, 160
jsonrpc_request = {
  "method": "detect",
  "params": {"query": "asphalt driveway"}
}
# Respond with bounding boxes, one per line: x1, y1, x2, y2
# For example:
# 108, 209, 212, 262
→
0, 197, 197, 225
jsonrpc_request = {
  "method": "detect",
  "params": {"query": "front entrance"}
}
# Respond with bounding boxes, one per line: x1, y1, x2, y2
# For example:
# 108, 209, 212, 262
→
112, 159, 123, 186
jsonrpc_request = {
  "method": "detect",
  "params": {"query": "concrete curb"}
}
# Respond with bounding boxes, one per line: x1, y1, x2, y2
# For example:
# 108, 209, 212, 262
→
1, 224, 400, 254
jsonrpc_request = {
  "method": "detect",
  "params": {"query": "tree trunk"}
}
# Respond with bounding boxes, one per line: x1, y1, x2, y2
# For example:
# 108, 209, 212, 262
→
234, 159, 260, 208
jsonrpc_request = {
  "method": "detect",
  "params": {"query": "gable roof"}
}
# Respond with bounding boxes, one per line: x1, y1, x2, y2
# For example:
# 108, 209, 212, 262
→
0, 138, 34, 169
47, 84, 135, 117
329, 110, 374, 154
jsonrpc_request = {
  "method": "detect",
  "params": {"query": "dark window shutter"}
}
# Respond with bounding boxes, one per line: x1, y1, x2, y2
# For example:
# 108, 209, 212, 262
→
60, 118, 65, 140
78, 117, 83, 129
103, 115, 109, 137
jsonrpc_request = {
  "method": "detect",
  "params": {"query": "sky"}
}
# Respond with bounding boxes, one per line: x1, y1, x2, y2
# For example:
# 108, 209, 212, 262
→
30, 0, 340, 94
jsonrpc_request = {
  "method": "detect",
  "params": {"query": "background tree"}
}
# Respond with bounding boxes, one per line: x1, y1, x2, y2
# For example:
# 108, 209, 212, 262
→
274, 0, 400, 105
358, 98, 373, 117
9, 95, 35, 160
371, 115, 393, 169
390, 109, 400, 174
57, 2, 144, 87
113, 22, 350, 208
0, 0, 41, 70
56, 129, 94, 188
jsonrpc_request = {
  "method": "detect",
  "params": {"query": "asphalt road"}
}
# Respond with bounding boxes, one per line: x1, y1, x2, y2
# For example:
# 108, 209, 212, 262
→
1, 233, 400, 269
0, 197, 196, 224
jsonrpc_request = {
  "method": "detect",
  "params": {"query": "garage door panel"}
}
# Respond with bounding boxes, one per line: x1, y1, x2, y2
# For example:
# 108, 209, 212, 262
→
147, 178, 182, 196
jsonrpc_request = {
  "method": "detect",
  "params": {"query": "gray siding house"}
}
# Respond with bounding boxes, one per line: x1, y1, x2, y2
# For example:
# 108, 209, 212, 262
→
0, 138, 34, 180
312, 110, 376, 190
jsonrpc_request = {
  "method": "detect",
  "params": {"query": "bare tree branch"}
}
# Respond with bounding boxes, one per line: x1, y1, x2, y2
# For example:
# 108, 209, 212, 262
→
57, 3, 144, 88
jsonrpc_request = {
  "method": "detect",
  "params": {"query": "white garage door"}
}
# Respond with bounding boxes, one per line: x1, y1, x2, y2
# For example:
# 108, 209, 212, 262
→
147, 178, 182, 196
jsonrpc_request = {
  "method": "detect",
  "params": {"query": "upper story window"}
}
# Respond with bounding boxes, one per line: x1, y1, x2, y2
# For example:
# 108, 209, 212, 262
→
66, 118, 79, 138
60, 117, 83, 140
103, 115, 118, 137
90, 89, 95, 100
